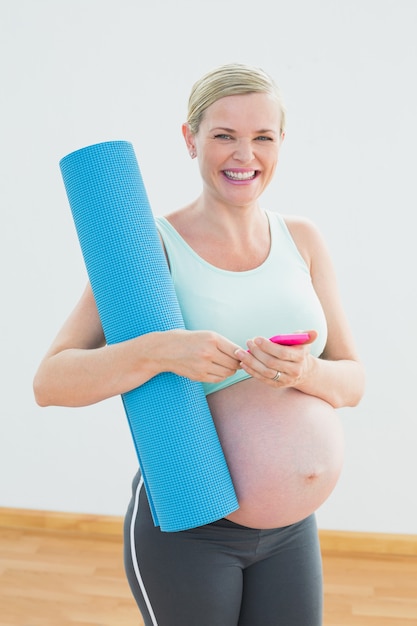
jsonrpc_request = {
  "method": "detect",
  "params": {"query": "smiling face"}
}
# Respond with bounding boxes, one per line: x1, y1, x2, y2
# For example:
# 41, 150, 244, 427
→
183, 92, 284, 211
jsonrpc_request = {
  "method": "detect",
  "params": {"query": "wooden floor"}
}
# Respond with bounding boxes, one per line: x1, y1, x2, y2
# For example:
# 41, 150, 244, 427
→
1, 515, 417, 626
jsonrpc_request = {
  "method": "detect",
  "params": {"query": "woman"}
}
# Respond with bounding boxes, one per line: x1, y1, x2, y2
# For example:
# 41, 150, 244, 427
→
34, 63, 365, 625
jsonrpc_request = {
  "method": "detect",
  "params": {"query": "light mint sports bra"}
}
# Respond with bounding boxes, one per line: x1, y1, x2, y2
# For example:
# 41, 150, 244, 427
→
155, 211, 328, 395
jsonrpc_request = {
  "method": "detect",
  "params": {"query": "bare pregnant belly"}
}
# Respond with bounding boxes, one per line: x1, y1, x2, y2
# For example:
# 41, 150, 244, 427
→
207, 378, 344, 529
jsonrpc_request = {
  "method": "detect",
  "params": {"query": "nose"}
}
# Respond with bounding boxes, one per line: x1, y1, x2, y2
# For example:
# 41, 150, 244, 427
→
233, 139, 254, 163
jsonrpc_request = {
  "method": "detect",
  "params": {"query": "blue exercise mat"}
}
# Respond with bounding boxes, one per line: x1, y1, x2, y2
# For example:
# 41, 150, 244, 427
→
59, 140, 238, 532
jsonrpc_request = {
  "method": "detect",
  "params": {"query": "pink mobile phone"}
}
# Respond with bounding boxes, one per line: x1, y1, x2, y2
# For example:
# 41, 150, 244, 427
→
269, 333, 310, 346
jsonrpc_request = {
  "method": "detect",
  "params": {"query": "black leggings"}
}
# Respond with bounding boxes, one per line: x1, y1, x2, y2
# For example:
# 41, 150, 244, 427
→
124, 471, 323, 626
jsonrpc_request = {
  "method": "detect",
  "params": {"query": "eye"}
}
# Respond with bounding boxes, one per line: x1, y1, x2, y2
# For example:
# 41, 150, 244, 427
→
255, 135, 273, 142
214, 133, 233, 140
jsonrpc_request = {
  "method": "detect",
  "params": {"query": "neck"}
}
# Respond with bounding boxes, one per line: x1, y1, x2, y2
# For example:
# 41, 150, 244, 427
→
165, 200, 271, 272
191, 197, 267, 241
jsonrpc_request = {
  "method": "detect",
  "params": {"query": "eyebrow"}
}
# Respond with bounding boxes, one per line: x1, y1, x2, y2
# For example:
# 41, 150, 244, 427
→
210, 126, 278, 135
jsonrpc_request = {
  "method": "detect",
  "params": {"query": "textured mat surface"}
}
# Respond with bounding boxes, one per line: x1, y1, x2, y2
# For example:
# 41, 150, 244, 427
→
59, 141, 238, 531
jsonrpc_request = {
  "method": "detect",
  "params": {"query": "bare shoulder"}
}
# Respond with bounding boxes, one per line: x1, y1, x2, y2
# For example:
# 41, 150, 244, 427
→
282, 214, 328, 268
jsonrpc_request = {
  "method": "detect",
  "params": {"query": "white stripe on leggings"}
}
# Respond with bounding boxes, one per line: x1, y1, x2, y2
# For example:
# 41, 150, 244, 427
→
129, 476, 159, 626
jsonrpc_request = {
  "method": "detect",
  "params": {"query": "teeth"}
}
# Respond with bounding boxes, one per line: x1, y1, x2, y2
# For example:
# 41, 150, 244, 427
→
224, 170, 256, 180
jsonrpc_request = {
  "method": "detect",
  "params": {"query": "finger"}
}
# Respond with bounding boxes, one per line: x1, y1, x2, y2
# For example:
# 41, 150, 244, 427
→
239, 358, 286, 385
217, 336, 244, 358
206, 362, 240, 380
212, 358, 241, 374
300, 329, 318, 345
244, 338, 293, 366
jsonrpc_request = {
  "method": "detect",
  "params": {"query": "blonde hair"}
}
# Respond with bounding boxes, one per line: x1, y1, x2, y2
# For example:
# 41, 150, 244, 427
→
186, 63, 286, 135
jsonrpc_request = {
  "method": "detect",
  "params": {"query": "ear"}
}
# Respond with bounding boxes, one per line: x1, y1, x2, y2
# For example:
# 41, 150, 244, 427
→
182, 123, 196, 155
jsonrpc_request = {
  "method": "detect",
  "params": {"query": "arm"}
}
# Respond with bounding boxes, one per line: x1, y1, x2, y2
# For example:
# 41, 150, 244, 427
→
33, 282, 242, 408
235, 217, 365, 409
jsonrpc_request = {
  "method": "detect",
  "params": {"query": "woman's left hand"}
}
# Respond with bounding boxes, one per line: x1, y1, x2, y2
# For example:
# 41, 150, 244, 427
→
234, 330, 318, 388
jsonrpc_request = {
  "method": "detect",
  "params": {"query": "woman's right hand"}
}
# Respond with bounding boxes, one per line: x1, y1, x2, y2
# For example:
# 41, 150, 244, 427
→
33, 283, 241, 408
157, 329, 242, 383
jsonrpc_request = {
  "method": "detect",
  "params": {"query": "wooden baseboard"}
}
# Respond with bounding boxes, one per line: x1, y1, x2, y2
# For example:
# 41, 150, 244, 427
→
1, 507, 416, 557
318, 528, 417, 557
0, 507, 123, 537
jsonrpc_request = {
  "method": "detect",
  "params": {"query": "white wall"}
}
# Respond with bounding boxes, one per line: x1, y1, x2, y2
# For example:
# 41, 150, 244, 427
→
1, 0, 416, 534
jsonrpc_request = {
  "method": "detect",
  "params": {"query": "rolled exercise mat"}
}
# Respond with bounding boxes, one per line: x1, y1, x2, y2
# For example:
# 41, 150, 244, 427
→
59, 141, 238, 531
